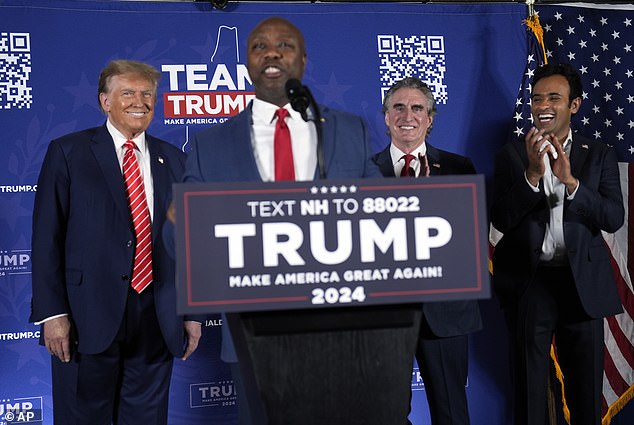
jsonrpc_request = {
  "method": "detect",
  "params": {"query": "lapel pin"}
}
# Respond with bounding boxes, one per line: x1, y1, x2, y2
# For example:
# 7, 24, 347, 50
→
158, 156, 164, 164
582, 144, 589, 149
432, 163, 441, 168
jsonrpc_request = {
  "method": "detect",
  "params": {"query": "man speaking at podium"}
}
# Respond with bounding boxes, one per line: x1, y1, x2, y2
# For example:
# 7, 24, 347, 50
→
373, 77, 482, 425
179, 16, 381, 424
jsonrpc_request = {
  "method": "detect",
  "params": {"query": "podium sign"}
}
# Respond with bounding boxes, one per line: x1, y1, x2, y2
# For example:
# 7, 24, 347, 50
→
175, 176, 489, 314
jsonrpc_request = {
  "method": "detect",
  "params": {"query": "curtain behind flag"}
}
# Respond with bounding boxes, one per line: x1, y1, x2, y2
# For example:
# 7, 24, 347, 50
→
536, 4, 634, 424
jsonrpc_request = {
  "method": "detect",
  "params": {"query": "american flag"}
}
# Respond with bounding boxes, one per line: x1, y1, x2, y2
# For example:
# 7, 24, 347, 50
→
516, 4, 634, 424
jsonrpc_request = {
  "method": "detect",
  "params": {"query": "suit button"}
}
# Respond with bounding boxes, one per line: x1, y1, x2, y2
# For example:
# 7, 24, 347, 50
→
127, 240, 133, 248
121, 275, 129, 281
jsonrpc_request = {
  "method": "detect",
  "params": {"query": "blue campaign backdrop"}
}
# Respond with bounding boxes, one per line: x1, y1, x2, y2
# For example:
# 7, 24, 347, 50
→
0, 0, 576, 424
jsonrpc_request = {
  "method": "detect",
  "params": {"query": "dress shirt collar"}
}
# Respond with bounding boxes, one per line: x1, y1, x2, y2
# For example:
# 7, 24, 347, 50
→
251, 97, 303, 124
106, 119, 148, 154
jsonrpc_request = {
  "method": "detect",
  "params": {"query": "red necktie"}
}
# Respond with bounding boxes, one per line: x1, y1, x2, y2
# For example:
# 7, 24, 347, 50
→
123, 140, 153, 293
274, 108, 295, 181
400, 154, 416, 177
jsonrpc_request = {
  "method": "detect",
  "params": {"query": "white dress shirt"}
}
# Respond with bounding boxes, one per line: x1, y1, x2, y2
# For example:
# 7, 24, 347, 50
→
250, 98, 317, 182
389, 142, 427, 177
108, 119, 154, 220
525, 129, 578, 264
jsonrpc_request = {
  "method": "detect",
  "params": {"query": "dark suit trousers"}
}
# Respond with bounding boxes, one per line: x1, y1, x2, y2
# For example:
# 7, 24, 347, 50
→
51, 287, 173, 425
507, 265, 603, 425
408, 316, 470, 425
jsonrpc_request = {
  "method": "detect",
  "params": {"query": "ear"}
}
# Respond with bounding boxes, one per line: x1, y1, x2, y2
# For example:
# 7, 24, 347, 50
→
99, 92, 110, 112
570, 97, 581, 115
384, 111, 390, 128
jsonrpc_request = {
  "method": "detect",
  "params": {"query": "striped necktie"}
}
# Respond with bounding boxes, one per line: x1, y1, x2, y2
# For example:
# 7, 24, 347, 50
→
123, 140, 153, 293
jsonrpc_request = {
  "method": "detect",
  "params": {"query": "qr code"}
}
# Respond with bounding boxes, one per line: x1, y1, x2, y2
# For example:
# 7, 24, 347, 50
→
0, 32, 32, 109
378, 35, 447, 104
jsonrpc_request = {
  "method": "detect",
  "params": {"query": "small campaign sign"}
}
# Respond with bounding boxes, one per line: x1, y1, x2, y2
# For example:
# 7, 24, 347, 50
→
174, 176, 489, 314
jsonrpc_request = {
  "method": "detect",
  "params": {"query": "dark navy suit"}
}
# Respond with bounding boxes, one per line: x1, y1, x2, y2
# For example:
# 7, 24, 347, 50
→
373, 142, 482, 425
184, 102, 382, 362
30, 124, 188, 423
491, 134, 624, 425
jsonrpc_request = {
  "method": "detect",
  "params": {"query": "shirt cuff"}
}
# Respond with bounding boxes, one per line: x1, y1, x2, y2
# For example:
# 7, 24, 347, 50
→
524, 172, 540, 192
34, 313, 69, 326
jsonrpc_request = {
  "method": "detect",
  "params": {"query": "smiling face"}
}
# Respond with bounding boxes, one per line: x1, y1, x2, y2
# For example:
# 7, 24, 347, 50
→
99, 73, 156, 139
384, 87, 433, 153
531, 74, 580, 141
246, 17, 306, 107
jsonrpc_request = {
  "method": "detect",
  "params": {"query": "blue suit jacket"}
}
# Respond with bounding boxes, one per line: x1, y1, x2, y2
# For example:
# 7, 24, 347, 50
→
372, 143, 483, 337
491, 134, 624, 318
30, 124, 189, 356
183, 102, 381, 361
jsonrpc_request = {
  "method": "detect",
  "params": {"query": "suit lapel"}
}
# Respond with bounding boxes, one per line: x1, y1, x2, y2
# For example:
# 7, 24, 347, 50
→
147, 136, 168, 242
91, 125, 131, 228
374, 146, 397, 177
569, 134, 589, 178
425, 143, 442, 176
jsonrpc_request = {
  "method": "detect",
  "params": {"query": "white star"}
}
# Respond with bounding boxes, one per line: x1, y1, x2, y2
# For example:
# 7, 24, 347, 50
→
544, 24, 552, 32
516, 98, 523, 107
527, 54, 535, 63
555, 12, 563, 20
600, 17, 608, 26
592, 79, 600, 88
629, 120, 634, 129
339, 186, 348, 193
330, 186, 338, 193
593, 105, 601, 113
628, 95, 634, 103
580, 66, 588, 74
603, 93, 612, 102
591, 54, 600, 62
604, 119, 612, 127
617, 133, 624, 141
577, 15, 585, 23
626, 70, 633, 78
603, 67, 611, 76
567, 52, 576, 61
612, 30, 620, 40
310, 186, 319, 194
579, 40, 587, 48
601, 43, 609, 51
625, 45, 632, 53
582, 117, 590, 125
349, 186, 357, 193
594, 130, 602, 139
629, 146, 634, 155
320, 186, 328, 194
615, 82, 623, 90
514, 127, 524, 137
625, 18, 632, 27
613, 56, 621, 65
582, 91, 589, 100
566, 26, 575, 35
616, 107, 624, 116
546, 50, 553, 59
556, 38, 564, 46
589, 29, 597, 37
514, 112, 523, 122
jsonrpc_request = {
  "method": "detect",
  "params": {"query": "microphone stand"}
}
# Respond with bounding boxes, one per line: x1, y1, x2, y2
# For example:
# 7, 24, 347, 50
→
305, 88, 326, 180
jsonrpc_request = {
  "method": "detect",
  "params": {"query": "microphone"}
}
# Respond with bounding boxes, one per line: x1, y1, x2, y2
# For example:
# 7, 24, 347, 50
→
285, 78, 311, 122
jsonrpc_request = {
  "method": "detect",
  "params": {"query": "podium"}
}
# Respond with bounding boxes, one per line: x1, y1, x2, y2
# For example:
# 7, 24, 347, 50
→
174, 176, 490, 424
227, 305, 422, 424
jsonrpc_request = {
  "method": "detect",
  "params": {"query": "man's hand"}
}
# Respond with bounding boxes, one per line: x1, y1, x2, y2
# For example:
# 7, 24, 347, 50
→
549, 136, 579, 194
182, 320, 202, 361
166, 200, 176, 224
43, 316, 72, 363
525, 127, 549, 186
